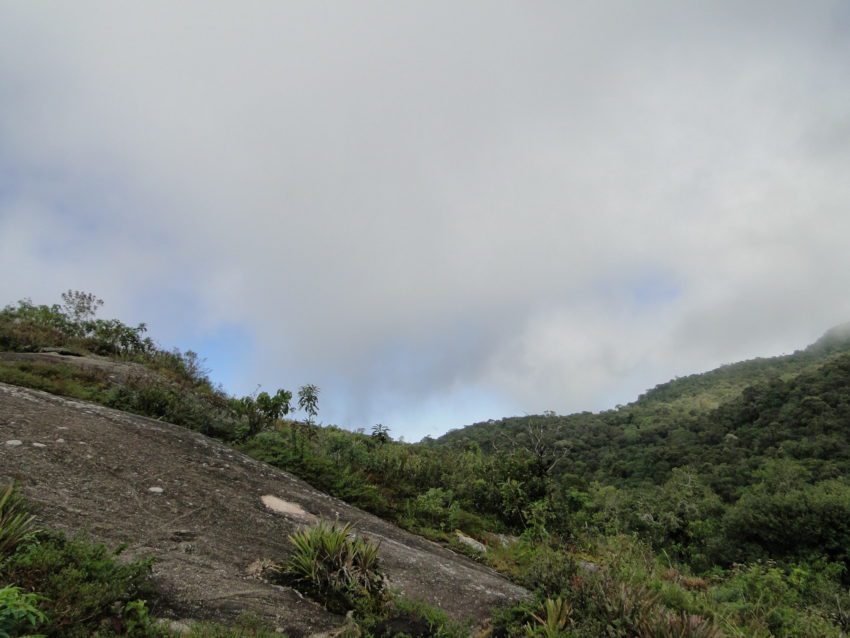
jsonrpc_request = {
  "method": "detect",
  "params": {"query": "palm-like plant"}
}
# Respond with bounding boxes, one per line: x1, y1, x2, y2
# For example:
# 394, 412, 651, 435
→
285, 521, 385, 612
0, 484, 39, 558
525, 597, 573, 637
640, 610, 724, 638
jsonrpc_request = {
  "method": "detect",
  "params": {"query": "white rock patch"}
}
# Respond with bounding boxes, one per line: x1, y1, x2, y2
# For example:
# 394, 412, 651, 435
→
32, 442, 47, 448
148, 486, 164, 494
5, 440, 22, 447
261, 495, 317, 522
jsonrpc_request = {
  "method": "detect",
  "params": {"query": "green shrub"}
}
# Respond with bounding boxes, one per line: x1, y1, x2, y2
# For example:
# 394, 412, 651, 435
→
0, 585, 47, 638
710, 562, 842, 637
363, 597, 469, 638
589, 578, 659, 637
281, 521, 385, 613
0, 360, 112, 403
182, 613, 279, 637
523, 597, 572, 638
638, 609, 722, 638
0, 533, 157, 637
0, 484, 39, 558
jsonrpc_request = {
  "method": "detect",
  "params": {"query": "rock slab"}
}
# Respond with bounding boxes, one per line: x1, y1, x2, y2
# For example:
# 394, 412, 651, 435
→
0, 382, 525, 635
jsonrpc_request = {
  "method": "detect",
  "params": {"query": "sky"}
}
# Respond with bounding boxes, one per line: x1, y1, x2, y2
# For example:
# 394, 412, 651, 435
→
2, 2, 850, 441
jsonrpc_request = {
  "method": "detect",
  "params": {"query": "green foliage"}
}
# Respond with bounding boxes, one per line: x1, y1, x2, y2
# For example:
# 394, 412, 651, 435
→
0, 532, 157, 637
371, 423, 391, 444
60, 290, 104, 325
0, 585, 47, 638
282, 521, 385, 613
721, 469, 850, 572
235, 389, 293, 437
298, 384, 320, 423
362, 596, 470, 638
0, 484, 39, 558
0, 295, 152, 357
6, 294, 850, 636
407, 488, 459, 532
709, 561, 845, 637
181, 614, 279, 638
523, 597, 572, 638
0, 359, 113, 403
638, 610, 723, 638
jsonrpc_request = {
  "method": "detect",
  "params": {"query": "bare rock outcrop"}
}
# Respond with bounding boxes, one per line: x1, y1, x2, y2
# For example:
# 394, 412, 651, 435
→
0, 382, 526, 636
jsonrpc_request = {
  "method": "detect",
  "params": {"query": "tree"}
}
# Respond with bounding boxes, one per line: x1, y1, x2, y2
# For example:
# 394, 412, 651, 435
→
239, 388, 292, 437
495, 420, 569, 479
60, 290, 103, 324
298, 384, 320, 423
371, 423, 391, 445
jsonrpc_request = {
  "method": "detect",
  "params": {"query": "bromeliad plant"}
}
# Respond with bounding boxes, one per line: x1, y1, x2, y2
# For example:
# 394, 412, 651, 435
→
524, 597, 573, 638
0, 483, 39, 558
283, 521, 385, 613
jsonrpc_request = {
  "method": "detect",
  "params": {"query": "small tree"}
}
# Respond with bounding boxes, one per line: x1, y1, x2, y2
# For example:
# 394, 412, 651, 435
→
371, 423, 391, 445
298, 384, 320, 423
239, 388, 292, 437
61, 290, 103, 324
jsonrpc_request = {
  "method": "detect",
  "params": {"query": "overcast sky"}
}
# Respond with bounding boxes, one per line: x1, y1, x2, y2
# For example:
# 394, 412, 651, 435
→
2, 2, 850, 440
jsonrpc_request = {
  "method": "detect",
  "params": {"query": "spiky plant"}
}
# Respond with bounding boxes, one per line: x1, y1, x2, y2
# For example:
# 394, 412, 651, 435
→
0, 484, 38, 558
525, 597, 572, 637
284, 521, 385, 612
593, 579, 659, 637
639, 610, 725, 638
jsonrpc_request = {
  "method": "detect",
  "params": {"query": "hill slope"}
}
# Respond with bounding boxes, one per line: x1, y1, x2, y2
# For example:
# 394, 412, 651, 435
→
0, 381, 525, 635
436, 325, 850, 493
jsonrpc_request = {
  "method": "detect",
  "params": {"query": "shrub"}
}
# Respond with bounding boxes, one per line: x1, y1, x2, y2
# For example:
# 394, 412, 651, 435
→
0, 483, 38, 557
365, 597, 469, 638
591, 578, 659, 637
0, 585, 47, 638
524, 597, 572, 638
282, 521, 385, 613
639, 609, 723, 638
0, 533, 156, 637
182, 613, 279, 637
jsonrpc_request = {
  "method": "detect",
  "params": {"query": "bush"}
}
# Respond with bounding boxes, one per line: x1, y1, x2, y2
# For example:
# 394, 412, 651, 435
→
0, 483, 38, 558
182, 614, 279, 637
281, 521, 385, 613
523, 597, 572, 638
364, 597, 469, 638
0, 533, 157, 637
0, 585, 47, 638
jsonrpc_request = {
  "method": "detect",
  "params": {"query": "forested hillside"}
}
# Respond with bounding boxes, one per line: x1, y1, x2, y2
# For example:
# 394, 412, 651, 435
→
3, 293, 850, 637
438, 324, 850, 495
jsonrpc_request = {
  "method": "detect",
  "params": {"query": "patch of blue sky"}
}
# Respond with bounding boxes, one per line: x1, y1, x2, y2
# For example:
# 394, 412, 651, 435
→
588, 268, 682, 314
367, 385, 521, 443
627, 272, 681, 309
176, 324, 257, 397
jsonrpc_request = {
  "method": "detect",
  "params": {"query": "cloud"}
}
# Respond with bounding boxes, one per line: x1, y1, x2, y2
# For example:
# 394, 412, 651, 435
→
2, 1, 850, 439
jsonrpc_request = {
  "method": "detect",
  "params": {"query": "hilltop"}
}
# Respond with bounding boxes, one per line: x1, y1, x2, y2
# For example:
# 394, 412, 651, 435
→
436, 324, 850, 495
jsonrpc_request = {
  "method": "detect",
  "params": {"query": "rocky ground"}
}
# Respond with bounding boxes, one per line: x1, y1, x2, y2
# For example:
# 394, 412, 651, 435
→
0, 381, 526, 636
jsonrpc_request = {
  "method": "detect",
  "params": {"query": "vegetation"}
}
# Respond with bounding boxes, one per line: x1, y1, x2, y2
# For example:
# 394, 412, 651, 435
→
0, 484, 293, 637
273, 521, 468, 637
280, 521, 385, 613
4, 293, 850, 636
0, 293, 317, 441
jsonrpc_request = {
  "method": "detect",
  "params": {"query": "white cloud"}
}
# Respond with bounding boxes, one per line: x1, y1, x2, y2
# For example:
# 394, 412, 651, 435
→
1, 1, 849, 438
